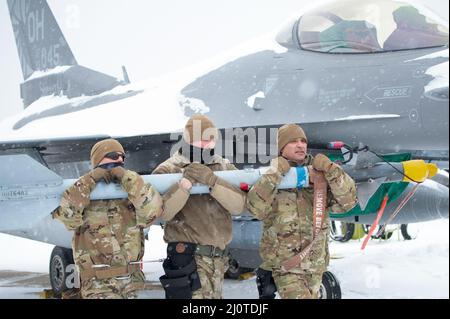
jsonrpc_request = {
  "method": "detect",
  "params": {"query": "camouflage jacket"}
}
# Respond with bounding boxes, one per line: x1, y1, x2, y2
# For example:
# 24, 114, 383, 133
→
152, 152, 246, 250
247, 155, 357, 273
53, 170, 163, 282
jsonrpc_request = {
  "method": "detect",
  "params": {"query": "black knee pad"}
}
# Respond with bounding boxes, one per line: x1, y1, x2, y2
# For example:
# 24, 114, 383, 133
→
256, 268, 277, 299
159, 242, 201, 299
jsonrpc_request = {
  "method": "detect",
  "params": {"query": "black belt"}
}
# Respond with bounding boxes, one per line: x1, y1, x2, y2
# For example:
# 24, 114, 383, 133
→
167, 242, 229, 258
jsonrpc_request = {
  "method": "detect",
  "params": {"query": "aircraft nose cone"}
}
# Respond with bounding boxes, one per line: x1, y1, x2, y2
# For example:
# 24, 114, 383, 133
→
435, 184, 449, 219
423, 179, 449, 220
420, 62, 449, 150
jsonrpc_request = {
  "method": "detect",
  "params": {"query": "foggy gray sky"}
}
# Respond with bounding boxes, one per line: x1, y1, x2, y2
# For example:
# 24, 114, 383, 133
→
0, 0, 448, 121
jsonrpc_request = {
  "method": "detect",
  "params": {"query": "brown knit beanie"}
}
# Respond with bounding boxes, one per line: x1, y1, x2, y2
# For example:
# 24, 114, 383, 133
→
277, 124, 308, 154
183, 114, 218, 143
90, 139, 125, 167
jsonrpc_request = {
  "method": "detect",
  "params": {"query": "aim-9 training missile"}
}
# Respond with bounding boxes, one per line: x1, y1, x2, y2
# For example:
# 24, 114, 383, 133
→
0, 154, 437, 198
0, 154, 439, 231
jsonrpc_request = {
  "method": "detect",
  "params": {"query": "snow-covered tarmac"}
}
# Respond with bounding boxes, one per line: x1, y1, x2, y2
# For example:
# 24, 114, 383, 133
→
0, 219, 448, 299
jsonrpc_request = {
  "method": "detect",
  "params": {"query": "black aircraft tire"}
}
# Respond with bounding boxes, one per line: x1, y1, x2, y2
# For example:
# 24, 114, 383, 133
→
331, 221, 355, 242
225, 259, 251, 280
49, 246, 75, 298
401, 224, 414, 240
319, 271, 342, 299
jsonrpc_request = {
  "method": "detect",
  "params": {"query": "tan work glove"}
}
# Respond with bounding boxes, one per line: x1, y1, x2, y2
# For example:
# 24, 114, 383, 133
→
89, 167, 112, 184
183, 163, 218, 187
312, 154, 334, 173
179, 178, 193, 191
110, 166, 126, 183
270, 156, 291, 176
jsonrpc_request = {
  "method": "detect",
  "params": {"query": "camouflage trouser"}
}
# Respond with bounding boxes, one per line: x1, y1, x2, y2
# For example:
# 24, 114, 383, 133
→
80, 272, 145, 299
272, 271, 323, 299
192, 255, 229, 299
61, 289, 82, 299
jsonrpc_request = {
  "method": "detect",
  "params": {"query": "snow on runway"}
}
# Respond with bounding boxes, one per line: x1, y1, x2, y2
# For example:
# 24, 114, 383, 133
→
0, 219, 448, 299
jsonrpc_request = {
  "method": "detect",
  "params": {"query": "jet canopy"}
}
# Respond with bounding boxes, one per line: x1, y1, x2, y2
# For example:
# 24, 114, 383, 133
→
276, 0, 449, 53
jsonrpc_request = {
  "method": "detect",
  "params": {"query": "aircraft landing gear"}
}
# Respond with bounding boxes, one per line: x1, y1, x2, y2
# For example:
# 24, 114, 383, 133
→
225, 258, 254, 280
49, 246, 78, 298
330, 221, 355, 242
400, 224, 419, 240
362, 224, 394, 240
319, 271, 342, 299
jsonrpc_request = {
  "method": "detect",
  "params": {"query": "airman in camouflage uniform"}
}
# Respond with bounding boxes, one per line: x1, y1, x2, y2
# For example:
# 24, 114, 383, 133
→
153, 115, 246, 299
53, 139, 163, 299
247, 124, 357, 299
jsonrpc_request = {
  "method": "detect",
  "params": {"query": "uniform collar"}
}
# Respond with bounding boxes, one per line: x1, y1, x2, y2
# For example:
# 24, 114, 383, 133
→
172, 151, 224, 167
287, 153, 313, 167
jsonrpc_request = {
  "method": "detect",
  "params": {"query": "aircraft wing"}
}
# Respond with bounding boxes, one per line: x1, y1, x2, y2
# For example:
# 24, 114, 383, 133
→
0, 132, 178, 178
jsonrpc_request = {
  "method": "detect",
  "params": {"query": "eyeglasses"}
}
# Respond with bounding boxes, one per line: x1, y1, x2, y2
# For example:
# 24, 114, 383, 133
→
104, 152, 126, 161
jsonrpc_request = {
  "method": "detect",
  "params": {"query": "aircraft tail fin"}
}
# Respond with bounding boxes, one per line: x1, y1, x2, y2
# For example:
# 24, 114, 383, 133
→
7, 0, 78, 80
7, 0, 122, 108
